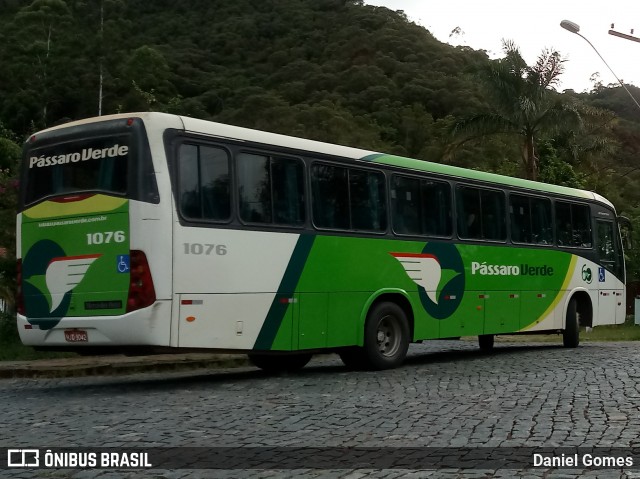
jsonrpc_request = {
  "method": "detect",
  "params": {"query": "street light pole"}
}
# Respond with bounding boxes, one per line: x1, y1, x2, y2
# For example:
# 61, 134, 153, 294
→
560, 19, 640, 111
609, 28, 640, 44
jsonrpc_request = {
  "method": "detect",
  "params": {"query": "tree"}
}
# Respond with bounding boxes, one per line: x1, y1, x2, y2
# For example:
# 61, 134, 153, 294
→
0, 127, 21, 313
452, 40, 582, 181
10, 0, 74, 128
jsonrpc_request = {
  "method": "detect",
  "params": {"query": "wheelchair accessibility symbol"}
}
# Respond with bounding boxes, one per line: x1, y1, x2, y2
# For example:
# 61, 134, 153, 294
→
117, 255, 130, 273
598, 267, 606, 283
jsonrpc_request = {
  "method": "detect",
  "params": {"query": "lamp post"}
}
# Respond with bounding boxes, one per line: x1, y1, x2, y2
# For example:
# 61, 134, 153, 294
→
560, 19, 640, 111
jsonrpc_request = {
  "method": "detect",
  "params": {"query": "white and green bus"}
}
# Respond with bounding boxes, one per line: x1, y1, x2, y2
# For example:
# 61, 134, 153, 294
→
17, 112, 627, 370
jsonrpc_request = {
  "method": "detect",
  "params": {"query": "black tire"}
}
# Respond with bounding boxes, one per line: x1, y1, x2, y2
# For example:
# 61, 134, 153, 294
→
248, 353, 312, 372
362, 302, 410, 370
563, 297, 580, 348
478, 334, 494, 351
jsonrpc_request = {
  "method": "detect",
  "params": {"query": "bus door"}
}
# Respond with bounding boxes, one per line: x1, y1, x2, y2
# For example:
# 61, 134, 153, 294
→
596, 219, 625, 324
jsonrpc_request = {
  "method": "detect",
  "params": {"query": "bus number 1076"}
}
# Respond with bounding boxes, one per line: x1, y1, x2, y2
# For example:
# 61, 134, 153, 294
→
183, 243, 227, 255
86, 231, 126, 245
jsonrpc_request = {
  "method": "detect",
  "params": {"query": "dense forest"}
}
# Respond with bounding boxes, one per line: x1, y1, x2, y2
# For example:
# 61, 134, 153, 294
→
2, 0, 640, 306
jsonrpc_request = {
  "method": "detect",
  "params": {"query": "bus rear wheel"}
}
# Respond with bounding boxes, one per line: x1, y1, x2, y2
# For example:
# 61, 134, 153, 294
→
563, 297, 580, 348
248, 353, 312, 373
362, 301, 410, 370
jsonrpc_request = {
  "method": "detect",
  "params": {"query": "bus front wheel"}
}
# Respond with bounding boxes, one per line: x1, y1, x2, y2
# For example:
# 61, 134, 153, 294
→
248, 353, 312, 373
563, 297, 580, 348
362, 301, 410, 370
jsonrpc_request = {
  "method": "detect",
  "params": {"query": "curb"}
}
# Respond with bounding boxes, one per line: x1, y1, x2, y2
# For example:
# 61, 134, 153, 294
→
0, 354, 251, 379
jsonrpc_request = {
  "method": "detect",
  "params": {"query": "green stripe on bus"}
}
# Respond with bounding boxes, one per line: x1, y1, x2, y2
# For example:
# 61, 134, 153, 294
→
361, 153, 593, 200
253, 234, 316, 350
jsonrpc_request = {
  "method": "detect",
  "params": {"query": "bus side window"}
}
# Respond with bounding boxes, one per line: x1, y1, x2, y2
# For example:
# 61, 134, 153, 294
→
421, 180, 452, 236
311, 164, 349, 229
531, 197, 552, 244
200, 146, 231, 220
555, 201, 572, 246
510, 195, 552, 245
555, 201, 592, 248
178, 144, 231, 222
481, 190, 506, 241
597, 220, 616, 266
272, 158, 305, 226
179, 144, 200, 219
572, 204, 592, 248
238, 153, 272, 223
349, 169, 386, 232
391, 175, 420, 235
237, 154, 305, 226
509, 194, 531, 244
456, 187, 481, 239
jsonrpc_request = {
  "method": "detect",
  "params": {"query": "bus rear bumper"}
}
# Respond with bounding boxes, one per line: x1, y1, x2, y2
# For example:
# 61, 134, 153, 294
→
17, 300, 172, 348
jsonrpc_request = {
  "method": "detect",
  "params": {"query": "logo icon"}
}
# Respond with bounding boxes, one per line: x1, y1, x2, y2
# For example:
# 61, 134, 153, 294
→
391, 242, 465, 319
8, 449, 39, 467
582, 264, 593, 284
391, 253, 442, 304
21, 240, 102, 329
46, 255, 101, 312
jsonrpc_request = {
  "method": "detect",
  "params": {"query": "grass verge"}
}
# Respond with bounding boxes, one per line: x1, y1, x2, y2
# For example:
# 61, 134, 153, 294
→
492, 316, 640, 343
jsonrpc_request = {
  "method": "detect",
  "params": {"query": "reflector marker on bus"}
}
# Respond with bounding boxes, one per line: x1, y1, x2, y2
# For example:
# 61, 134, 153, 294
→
181, 299, 203, 305
279, 297, 297, 304
509, 294, 519, 299
537, 293, 546, 298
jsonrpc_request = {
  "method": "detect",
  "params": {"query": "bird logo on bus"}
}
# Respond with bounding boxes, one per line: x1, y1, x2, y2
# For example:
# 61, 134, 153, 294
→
45, 254, 101, 312
21, 239, 103, 328
391, 243, 465, 319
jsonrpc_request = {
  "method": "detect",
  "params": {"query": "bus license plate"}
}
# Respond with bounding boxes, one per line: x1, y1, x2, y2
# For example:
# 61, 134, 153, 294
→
64, 329, 88, 342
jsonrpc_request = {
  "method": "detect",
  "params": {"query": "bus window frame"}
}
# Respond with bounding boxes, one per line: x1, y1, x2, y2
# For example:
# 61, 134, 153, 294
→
309, 160, 388, 235
173, 139, 235, 226
508, 192, 555, 247
389, 172, 454, 240
235, 150, 307, 230
455, 184, 508, 244
554, 200, 594, 250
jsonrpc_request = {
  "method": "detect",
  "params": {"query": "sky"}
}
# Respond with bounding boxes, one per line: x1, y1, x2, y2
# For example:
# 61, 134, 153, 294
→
364, 0, 640, 93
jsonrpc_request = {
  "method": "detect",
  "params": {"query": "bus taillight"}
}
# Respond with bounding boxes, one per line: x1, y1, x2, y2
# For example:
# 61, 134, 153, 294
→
16, 259, 24, 315
126, 250, 156, 313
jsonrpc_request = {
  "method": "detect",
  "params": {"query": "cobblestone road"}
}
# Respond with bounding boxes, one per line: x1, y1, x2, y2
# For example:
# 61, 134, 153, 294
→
2, 340, 640, 478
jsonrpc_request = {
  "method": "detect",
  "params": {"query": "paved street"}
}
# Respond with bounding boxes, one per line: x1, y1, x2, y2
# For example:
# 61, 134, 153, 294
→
2, 340, 640, 478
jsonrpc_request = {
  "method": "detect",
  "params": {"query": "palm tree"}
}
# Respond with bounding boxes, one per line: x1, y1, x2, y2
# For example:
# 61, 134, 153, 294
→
453, 40, 582, 181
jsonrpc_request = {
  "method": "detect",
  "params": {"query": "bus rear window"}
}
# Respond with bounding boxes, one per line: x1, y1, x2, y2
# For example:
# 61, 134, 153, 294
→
24, 135, 130, 205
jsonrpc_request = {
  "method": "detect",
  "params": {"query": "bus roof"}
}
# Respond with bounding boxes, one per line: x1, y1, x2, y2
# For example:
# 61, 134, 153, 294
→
30, 112, 615, 211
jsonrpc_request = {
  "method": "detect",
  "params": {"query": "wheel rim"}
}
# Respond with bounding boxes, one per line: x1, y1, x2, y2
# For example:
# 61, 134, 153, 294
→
376, 314, 401, 357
